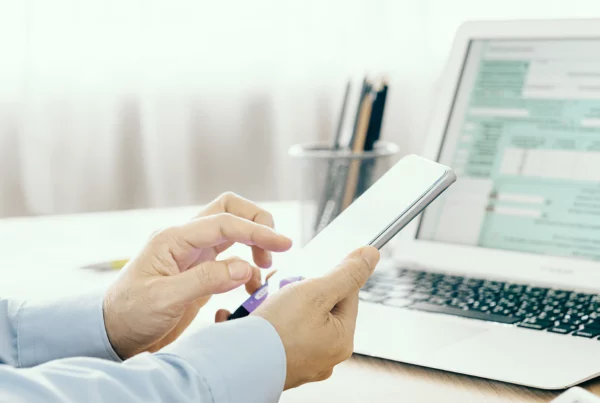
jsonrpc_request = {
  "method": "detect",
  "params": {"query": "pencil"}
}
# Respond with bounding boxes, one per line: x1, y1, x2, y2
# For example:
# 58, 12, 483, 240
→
364, 78, 388, 151
341, 89, 375, 209
356, 78, 389, 197
82, 259, 129, 271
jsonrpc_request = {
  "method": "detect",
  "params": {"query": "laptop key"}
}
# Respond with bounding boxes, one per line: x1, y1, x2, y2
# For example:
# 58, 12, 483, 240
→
408, 293, 431, 301
429, 296, 448, 305
491, 305, 506, 314
409, 302, 521, 324
442, 275, 463, 284
548, 324, 577, 334
585, 320, 600, 329
562, 316, 585, 326
472, 305, 491, 312
464, 278, 483, 287
547, 290, 568, 299
573, 327, 600, 338
518, 318, 552, 330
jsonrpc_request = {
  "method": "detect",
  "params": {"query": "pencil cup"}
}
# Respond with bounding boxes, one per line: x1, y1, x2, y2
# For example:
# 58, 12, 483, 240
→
289, 141, 400, 246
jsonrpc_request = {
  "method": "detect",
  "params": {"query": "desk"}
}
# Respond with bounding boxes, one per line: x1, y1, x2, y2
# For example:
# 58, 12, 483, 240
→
0, 202, 598, 402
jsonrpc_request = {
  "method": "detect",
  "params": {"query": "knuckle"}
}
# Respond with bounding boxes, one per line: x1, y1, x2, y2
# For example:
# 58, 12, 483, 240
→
215, 212, 235, 221
219, 191, 239, 204
147, 228, 161, 241
258, 211, 274, 227
215, 212, 236, 225
214, 213, 236, 236
151, 226, 178, 245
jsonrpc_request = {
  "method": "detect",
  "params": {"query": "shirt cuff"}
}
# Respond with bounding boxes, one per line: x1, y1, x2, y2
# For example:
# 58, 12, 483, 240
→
12, 291, 121, 367
159, 316, 286, 403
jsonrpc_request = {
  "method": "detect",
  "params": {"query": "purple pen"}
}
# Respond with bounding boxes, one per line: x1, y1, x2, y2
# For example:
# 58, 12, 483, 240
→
227, 276, 303, 320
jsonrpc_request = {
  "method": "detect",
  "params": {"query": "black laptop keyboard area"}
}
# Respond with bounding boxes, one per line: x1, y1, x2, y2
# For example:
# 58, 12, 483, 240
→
360, 268, 600, 339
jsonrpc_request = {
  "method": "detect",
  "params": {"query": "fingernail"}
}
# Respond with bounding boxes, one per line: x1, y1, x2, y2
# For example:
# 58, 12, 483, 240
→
360, 247, 379, 267
228, 261, 250, 281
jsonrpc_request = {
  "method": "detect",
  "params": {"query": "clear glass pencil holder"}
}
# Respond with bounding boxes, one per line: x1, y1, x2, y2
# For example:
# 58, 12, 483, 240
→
289, 141, 400, 248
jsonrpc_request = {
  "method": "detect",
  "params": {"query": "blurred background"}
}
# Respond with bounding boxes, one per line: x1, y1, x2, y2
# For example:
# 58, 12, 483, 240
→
2, 0, 600, 218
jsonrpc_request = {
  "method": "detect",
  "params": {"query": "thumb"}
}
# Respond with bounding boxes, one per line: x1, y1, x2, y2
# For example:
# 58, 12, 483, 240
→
318, 247, 380, 309
170, 258, 253, 303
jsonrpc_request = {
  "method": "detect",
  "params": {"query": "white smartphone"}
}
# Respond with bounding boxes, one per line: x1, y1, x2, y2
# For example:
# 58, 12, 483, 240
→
228, 154, 455, 320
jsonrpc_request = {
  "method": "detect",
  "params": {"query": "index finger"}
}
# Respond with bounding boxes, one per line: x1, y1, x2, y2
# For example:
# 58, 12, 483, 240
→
197, 192, 276, 268
173, 213, 292, 252
196, 192, 275, 228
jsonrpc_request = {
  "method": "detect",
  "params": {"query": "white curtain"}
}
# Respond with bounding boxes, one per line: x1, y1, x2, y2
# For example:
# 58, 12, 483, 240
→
1, 0, 599, 217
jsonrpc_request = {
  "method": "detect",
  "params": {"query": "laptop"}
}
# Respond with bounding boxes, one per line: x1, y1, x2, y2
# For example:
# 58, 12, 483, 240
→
353, 19, 600, 390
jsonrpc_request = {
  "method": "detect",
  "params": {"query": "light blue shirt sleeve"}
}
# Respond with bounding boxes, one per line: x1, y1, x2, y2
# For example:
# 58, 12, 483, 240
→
0, 292, 121, 367
0, 295, 286, 403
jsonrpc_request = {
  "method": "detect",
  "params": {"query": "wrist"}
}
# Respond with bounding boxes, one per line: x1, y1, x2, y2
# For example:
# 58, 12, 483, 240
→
102, 288, 132, 360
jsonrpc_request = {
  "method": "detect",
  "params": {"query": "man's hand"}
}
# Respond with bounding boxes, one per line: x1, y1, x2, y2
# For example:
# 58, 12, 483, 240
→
103, 192, 292, 359
253, 246, 380, 390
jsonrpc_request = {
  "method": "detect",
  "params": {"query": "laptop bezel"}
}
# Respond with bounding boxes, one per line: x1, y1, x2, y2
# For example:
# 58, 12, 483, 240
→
397, 19, 600, 292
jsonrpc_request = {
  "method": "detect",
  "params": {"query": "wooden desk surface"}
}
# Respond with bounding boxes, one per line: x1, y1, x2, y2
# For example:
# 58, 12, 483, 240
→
3, 204, 600, 403
282, 354, 600, 403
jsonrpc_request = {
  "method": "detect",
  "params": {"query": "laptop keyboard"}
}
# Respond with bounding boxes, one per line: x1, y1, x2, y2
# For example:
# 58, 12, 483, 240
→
360, 268, 600, 339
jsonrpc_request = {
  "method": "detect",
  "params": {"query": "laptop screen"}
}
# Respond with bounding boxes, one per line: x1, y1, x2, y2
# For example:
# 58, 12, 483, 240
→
417, 39, 600, 262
